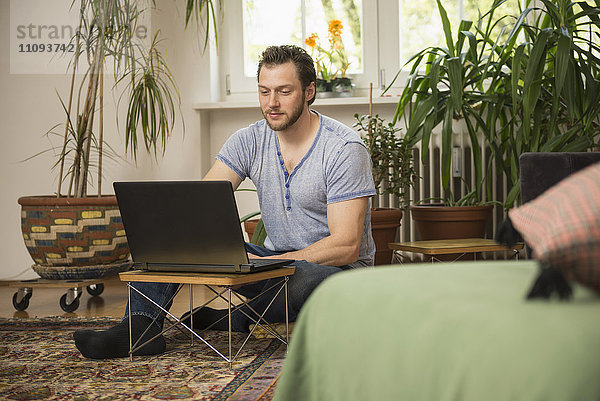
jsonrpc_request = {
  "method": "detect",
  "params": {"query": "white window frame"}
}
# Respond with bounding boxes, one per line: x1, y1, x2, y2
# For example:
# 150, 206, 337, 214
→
216, 0, 528, 100
220, 0, 400, 98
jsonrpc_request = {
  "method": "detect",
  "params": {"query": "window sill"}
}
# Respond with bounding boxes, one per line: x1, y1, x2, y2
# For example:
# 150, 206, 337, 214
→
192, 95, 400, 111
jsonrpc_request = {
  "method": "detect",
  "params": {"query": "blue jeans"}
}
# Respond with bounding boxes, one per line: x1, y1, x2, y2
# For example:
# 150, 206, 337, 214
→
125, 243, 348, 330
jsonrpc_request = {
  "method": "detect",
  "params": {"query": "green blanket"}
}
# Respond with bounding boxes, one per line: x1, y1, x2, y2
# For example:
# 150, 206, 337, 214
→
275, 261, 600, 401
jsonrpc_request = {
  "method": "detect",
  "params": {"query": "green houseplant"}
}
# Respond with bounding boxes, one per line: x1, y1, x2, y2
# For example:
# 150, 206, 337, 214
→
353, 113, 417, 211
18, 0, 220, 283
394, 0, 600, 243
353, 89, 418, 264
397, 0, 600, 207
475, 0, 600, 207
392, 0, 511, 241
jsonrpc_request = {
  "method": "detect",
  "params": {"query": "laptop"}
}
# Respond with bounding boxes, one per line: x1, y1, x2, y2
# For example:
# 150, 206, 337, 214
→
113, 180, 294, 273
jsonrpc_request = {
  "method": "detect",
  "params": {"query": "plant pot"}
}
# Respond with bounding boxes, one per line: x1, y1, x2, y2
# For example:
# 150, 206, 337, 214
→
371, 208, 403, 266
331, 77, 354, 97
410, 204, 494, 261
243, 219, 260, 241
316, 79, 333, 98
410, 204, 493, 240
18, 195, 132, 279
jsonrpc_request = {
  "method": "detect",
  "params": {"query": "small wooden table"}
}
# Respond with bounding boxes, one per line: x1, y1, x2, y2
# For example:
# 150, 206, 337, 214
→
119, 267, 295, 367
388, 238, 524, 263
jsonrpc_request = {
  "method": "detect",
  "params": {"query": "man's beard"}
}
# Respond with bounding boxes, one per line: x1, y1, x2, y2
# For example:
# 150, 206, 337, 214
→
262, 94, 306, 131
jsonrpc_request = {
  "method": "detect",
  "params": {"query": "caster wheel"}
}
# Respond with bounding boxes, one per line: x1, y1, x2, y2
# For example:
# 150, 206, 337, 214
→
12, 292, 32, 311
86, 283, 104, 296
60, 293, 80, 313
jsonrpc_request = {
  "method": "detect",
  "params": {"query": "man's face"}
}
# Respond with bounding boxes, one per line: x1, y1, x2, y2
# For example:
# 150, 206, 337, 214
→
258, 62, 312, 131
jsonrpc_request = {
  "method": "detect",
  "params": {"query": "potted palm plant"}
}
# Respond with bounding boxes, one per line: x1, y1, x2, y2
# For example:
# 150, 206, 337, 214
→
392, 0, 509, 242
394, 0, 600, 244
477, 0, 600, 207
18, 0, 219, 280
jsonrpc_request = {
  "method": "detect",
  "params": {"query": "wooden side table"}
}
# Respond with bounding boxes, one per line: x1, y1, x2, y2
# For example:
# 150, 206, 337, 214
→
388, 238, 524, 263
119, 267, 295, 367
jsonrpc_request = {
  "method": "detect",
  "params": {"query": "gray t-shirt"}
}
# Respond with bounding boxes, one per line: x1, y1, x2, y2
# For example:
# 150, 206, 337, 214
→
217, 111, 376, 267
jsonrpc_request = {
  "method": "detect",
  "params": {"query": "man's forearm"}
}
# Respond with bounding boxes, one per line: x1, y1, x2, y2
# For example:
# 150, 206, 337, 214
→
278, 234, 360, 267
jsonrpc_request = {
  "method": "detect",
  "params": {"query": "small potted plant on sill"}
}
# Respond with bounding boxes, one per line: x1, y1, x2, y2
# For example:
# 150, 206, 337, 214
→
305, 19, 353, 98
18, 0, 219, 281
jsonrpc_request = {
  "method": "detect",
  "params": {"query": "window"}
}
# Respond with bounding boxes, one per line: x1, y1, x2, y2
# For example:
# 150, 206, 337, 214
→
242, 0, 364, 77
399, 0, 523, 64
220, 0, 523, 98
223, 0, 381, 95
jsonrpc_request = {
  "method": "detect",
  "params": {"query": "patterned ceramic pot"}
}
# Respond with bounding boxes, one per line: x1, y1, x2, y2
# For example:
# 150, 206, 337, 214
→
18, 195, 131, 279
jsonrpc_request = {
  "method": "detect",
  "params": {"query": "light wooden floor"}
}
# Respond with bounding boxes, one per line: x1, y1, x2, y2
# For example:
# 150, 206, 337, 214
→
0, 276, 229, 319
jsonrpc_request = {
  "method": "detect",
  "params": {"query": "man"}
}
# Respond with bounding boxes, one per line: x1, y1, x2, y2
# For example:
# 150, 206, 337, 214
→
74, 45, 376, 359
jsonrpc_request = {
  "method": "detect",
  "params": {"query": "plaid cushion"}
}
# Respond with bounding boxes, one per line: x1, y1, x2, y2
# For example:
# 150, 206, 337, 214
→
509, 161, 600, 292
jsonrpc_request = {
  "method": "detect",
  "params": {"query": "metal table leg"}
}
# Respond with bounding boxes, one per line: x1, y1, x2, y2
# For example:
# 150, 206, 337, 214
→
128, 282, 133, 362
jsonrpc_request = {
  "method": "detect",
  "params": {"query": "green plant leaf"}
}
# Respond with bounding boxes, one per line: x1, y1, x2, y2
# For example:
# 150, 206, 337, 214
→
436, 0, 455, 56
441, 106, 453, 189
251, 218, 267, 246
447, 57, 463, 109
456, 20, 473, 54
406, 96, 436, 144
239, 210, 261, 223
505, 178, 521, 208
511, 44, 526, 119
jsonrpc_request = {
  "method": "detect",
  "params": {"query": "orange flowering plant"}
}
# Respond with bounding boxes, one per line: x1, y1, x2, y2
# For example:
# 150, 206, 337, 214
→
304, 19, 350, 82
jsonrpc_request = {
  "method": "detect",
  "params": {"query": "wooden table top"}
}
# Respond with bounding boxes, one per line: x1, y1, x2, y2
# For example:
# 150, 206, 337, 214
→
388, 238, 524, 255
119, 266, 296, 286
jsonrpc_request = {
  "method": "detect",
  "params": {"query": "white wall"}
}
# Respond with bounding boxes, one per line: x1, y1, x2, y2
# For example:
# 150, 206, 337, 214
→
0, 1, 215, 280
2, 0, 69, 280
0, 1, 399, 281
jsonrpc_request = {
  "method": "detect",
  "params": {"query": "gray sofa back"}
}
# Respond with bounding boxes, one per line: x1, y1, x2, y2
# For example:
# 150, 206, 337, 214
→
520, 152, 600, 204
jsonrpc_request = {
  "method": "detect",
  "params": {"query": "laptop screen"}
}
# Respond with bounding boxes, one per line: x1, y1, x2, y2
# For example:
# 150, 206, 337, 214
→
114, 181, 251, 268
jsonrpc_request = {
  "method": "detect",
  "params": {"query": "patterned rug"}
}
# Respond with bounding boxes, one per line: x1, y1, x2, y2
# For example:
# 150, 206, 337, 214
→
0, 317, 285, 400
